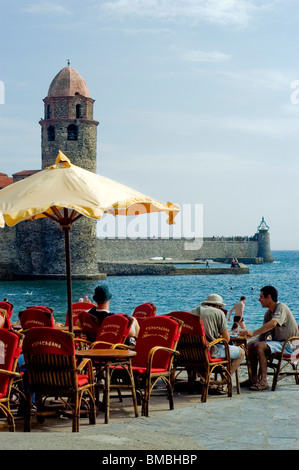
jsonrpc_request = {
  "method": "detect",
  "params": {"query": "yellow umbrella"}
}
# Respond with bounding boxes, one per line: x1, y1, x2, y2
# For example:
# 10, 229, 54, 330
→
0, 151, 179, 331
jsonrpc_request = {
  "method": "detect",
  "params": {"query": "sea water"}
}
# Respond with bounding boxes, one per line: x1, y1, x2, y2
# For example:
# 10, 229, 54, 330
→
0, 250, 298, 331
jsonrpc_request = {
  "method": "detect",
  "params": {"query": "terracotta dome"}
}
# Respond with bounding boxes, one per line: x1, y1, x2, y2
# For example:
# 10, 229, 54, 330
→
48, 66, 90, 97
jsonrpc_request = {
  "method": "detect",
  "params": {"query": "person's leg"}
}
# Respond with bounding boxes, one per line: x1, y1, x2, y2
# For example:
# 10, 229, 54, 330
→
247, 340, 259, 384
249, 341, 271, 390
256, 342, 271, 385
231, 346, 245, 374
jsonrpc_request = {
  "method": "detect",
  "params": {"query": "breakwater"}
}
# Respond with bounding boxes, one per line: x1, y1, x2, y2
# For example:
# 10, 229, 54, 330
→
98, 261, 249, 276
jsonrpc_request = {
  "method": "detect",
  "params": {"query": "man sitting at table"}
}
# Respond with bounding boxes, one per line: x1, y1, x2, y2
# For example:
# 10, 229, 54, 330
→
240, 285, 298, 391
191, 293, 245, 376
82, 284, 140, 345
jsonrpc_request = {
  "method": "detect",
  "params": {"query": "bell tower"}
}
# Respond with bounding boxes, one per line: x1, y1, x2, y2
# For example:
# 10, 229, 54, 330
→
38, 64, 101, 278
40, 64, 99, 171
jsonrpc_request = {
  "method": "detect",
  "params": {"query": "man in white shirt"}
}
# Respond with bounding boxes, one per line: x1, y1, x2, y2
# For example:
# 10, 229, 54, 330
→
240, 285, 298, 391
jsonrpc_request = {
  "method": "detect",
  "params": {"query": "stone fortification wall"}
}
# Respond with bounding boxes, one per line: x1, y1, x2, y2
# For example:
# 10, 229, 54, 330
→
0, 225, 17, 279
97, 236, 260, 263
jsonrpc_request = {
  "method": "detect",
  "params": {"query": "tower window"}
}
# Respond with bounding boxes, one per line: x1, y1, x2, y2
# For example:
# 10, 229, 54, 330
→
67, 124, 78, 141
46, 104, 51, 119
76, 104, 83, 119
47, 125, 55, 141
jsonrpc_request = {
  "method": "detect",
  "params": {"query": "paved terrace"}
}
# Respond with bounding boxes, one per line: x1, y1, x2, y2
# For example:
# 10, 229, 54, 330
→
1, 371, 298, 451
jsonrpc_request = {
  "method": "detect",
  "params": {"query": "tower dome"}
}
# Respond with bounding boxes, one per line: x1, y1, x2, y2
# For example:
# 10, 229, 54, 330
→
48, 66, 90, 98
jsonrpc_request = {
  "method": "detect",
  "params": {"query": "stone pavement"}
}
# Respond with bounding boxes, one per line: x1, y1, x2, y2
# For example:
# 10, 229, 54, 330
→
1, 374, 299, 451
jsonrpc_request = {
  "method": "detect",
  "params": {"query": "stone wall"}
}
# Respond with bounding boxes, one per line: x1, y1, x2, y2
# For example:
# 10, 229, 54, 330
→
0, 225, 17, 279
97, 237, 261, 263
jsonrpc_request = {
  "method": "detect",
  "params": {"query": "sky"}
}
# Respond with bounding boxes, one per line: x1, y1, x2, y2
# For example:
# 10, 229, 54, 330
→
0, 0, 299, 250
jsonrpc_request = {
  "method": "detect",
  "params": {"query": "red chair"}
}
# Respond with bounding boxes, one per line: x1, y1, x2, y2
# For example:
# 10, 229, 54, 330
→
90, 314, 133, 350
128, 315, 183, 416
75, 313, 133, 350
18, 307, 55, 330
27, 305, 52, 312
65, 302, 95, 327
22, 327, 96, 432
0, 301, 14, 329
76, 311, 102, 343
87, 315, 138, 418
168, 311, 234, 402
0, 329, 24, 431
132, 303, 156, 325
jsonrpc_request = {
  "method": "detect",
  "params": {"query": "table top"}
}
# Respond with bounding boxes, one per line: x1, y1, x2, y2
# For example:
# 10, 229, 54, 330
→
56, 325, 83, 332
75, 348, 137, 360
230, 334, 251, 340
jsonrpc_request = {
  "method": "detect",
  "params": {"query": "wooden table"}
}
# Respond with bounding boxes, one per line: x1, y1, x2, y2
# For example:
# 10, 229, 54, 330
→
76, 348, 139, 423
230, 335, 252, 381
56, 325, 83, 332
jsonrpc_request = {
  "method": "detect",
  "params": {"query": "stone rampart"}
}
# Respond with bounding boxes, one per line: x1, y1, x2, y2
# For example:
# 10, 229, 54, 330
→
97, 236, 262, 263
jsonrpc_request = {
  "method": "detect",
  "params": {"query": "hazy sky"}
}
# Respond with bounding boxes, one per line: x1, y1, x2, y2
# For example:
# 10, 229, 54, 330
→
1, 0, 299, 249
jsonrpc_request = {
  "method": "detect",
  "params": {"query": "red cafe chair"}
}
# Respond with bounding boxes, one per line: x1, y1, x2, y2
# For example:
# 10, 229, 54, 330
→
65, 302, 95, 328
75, 312, 133, 349
76, 311, 102, 343
0, 329, 24, 431
18, 307, 55, 330
85, 314, 137, 412
166, 311, 237, 401
22, 327, 96, 432
126, 315, 183, 417
90, 314, 133, 350
132, 302, 156, 325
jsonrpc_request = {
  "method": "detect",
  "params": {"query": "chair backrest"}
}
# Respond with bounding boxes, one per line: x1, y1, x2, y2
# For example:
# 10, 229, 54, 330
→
27, 305, 52, 312
22, 327, 77, 392
19, 307, 55, 330
132, 303, 156, 324
65, 302, 96, 326
77, 311, 102, 342
133, 316, 182, 370
0, 302, 13, 329
92, 314, 132, 348
0, 329, 23, 397
168, 311, 213, 363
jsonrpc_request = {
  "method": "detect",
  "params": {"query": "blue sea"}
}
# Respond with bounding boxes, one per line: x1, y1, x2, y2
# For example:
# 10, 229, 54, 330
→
1, 250, 298, 331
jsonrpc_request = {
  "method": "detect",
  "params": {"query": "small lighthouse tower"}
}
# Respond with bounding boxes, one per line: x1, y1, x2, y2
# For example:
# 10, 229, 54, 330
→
256, 217, 274, 263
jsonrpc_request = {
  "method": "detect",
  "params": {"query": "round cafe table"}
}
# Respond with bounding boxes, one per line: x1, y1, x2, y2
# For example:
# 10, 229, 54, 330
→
76, 348, 139, 423
229, 335, 252, 382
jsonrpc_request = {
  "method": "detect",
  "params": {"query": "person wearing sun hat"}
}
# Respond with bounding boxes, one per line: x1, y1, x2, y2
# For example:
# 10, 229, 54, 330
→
200, 293, 226, 308
191, 293, 245, 374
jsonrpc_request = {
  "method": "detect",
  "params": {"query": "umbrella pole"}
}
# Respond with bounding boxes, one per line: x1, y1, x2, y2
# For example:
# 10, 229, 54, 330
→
63, 225, 73, 334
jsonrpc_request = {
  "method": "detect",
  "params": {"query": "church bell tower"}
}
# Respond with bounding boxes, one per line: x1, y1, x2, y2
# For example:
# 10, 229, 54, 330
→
40, 63, 99, 170
38, 64, 100, 278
